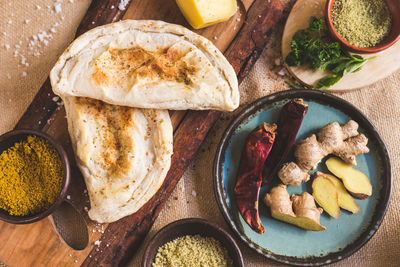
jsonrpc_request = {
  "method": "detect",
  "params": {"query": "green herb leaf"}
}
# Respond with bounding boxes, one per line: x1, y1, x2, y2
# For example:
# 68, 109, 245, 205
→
285, 80, 309, 89
284, 16, 375, 90
343, 60, 368, 75
315, 74, 343, 90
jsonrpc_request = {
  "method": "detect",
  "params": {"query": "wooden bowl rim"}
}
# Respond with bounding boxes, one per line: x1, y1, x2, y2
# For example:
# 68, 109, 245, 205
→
325, 0, 400, 53
141, 218, 244, 267
0, 129, 70, 224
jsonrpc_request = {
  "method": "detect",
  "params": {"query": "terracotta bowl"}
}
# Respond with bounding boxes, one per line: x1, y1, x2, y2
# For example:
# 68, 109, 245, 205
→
142, 218, 244, 267
326, 0, 400, 53
0, 129, 70, 224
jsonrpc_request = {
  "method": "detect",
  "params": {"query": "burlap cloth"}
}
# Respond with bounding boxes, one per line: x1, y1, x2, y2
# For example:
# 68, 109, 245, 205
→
0, 1, 399, 266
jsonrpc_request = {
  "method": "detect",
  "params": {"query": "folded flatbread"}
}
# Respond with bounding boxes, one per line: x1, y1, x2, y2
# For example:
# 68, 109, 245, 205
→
51, 20, 239, 223
50, 20, 239, 111
63, 97, 173, 223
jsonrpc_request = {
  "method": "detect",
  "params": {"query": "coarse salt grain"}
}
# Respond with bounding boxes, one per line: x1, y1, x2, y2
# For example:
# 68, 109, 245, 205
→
111, 5, 115, 9
118, 0, 130, 11
191, 190, 197, 197
22, 72, 27, 77
94, 240, 101, 246
66, 195, 71, 200
54, 2, 62, 14
25, 19, 30, 24
4, 44, 10, 50
8, 20, 12, 25
36, 5, 41, 10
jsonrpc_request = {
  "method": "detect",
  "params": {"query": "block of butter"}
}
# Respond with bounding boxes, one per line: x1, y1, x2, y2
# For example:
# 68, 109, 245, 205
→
176, 0, 237, 29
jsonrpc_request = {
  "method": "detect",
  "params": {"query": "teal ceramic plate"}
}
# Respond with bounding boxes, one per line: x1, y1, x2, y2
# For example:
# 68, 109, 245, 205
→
214, 90, 391, 266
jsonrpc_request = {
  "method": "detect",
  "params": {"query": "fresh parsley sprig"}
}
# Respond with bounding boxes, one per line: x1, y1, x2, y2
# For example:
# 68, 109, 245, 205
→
285, 17, 375, 90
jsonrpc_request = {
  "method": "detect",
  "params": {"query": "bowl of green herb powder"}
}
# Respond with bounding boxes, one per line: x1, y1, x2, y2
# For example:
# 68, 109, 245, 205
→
326, 0, 400, 53
142, 218, 243, 267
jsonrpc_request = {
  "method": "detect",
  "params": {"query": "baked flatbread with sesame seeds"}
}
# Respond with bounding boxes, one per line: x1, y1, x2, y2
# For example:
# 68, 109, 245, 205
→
50, 20, 239, 111
63, 97, 173, 223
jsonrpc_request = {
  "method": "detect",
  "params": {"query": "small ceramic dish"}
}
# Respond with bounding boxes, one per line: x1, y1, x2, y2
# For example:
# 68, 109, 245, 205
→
325, 0, 400, 53
214, 90, 391, 266
0, 129, 70, 224
142, 218, 244, 267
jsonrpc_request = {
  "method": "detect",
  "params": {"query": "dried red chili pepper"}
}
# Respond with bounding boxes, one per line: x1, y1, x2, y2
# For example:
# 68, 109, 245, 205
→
234, 122, 277, 234
262, 99, 308, 186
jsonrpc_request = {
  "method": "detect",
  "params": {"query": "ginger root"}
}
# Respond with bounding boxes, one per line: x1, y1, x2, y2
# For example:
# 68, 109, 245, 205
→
326, 157, 372, 199
278, 120, 369, 186
312, 172, 340, 218
323, 172, 360, 214
264, 184, 326, 231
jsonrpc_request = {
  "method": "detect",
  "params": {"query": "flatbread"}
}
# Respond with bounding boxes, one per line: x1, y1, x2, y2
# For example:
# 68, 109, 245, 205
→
50, 20, 239, 111
63, 97, 173, 223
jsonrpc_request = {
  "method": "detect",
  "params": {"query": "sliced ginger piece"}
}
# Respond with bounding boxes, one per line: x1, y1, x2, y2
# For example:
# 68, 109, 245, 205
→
312, 173, 340, 218
326, 157, 372, 199
264, 184, 326, 231
323, 173, 360, 213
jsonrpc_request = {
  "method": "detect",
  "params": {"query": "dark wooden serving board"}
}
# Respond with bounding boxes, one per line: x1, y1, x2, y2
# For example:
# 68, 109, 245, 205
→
0, 0, 283, 266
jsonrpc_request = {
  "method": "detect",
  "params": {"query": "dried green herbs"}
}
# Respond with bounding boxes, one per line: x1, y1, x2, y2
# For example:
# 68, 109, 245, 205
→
332, 0, 391, 48
153, 235, 233, 267
285, 17, 375, 90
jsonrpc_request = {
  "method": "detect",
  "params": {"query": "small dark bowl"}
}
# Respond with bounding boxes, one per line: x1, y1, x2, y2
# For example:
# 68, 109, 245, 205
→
0, 129, 70, 224
326, 0, 400, 53
142, 218, 244, 267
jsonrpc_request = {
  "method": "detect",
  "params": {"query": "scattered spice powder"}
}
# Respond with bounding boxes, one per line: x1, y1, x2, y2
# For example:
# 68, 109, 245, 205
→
331, 0, 392, 48
0, 135, 64, 216
153, 235, 233, 267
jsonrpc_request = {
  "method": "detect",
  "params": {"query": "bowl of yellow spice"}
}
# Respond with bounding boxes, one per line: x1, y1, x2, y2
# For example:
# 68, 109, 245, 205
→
0, 130, 70, 224
326, 0, 400, 53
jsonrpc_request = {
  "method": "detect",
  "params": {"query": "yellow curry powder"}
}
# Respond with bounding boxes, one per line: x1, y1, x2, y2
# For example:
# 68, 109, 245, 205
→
0, 135, 64, 216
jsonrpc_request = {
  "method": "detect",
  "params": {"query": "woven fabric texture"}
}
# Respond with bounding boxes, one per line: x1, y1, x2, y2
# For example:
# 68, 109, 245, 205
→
0, 0, 398, 266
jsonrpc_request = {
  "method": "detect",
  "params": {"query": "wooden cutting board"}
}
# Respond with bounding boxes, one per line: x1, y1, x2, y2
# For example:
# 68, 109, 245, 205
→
0, 0, 284, 266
